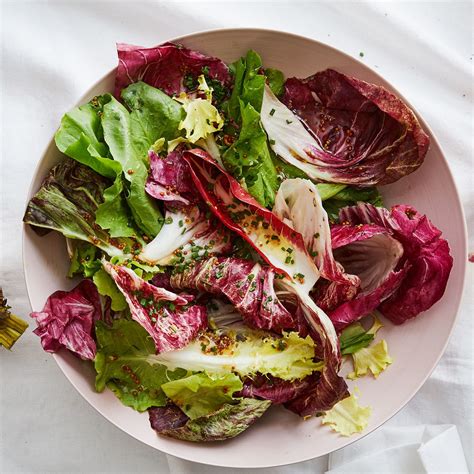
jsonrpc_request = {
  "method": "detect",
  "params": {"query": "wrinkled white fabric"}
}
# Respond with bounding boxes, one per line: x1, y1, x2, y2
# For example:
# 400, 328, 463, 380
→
1, 1, 472, 473
327, 425, 468, 473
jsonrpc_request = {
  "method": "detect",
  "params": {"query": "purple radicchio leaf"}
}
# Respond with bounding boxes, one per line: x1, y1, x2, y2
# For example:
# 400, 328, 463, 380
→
284, 363, 348, 415
280, 70, 430, 186
339, 203, 453, 324
103, 262, 207, 352
115, 42, 232, 98
183, 148, 320, 293
170, 256, 298, 332
315, 223, 406, 331
30, 279, 101, 360
145, 148, 200, 208
149, 398, 271, 442
149, 404, 189, 432
238, 374, 318, 404
281, 288, 349, 415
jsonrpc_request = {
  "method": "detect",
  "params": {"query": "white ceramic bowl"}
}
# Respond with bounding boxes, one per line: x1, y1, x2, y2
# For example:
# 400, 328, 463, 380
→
23, 29, 467, 468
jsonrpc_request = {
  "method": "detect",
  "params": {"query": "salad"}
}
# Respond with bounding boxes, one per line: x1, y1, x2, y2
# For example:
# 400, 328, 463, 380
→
24, 42, 453, 442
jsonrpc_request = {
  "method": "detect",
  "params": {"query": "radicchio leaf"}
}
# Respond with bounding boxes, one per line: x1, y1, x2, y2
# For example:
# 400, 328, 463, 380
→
139, 205, 232, 265
30, 280, 101, 360
339, 203, 453, 324
281, 70, 430, 186
170, 257, 298, 331
103, 262, 206, 352
273, 178, 358, 286
314, 223, 407, 330
183, 148, 319, 293
282, 288, 349, 415
115, 42, 231, 98
239, 374, 318, 404
145, 148, 199, 207
149, 398, 271, 442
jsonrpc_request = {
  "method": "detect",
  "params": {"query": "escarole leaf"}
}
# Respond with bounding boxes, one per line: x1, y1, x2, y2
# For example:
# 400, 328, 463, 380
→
23, 159, 134, 257
149, 398, 271, 442
94, 319, 186, 411
322, 393, 371, 436
161, 372, 243, 420
173, 75, 224, 147
348, 339, 393, 379
153, 325, 323, 381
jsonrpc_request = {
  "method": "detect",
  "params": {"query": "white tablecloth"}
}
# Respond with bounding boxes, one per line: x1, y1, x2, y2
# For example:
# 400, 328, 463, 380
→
1, 1, 472, 473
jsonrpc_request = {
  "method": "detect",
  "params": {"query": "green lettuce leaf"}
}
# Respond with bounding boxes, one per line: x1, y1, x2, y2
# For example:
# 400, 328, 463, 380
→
161, 372, 243, 420
121, 81, 184, 151
95, 175, 136, 238
223, 100, 278, 207
92, 268, 127, 311
339, 322, 374, 356
156, 398, 271, 442
322, 393, 371, 436
339, 314, 383, 355
94, 319, 186, 411
54, 95, 133, 238
54, 96, 121, 180
101, 96, 163, 238
23, 159, 134, 257
67, 241, 101, 278
55, 84, 183, 240
323, 186, 383, 222
265, 68, 285, 97
226, 50, 265, 124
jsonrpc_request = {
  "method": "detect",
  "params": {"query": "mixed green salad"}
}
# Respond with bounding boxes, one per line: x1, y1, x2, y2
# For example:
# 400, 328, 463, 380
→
25, 42, 453, 441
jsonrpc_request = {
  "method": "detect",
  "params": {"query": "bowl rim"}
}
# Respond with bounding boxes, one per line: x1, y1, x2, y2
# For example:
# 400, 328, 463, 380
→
22, 27, 468, 468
